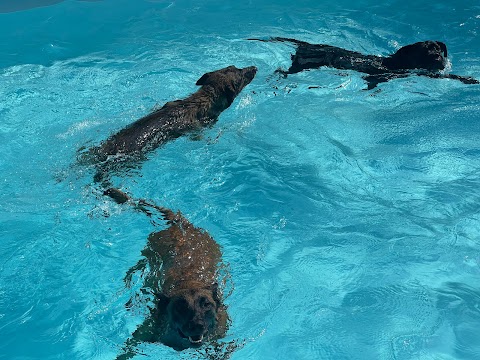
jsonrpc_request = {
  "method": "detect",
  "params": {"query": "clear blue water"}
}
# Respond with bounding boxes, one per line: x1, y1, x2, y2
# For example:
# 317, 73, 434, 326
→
1, 0, 480, 359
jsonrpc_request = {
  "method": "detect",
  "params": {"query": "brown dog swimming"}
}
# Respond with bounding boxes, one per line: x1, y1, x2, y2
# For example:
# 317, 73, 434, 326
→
250, 37, 478, 89
106, 189, 229, 359
79, 65, 257, 183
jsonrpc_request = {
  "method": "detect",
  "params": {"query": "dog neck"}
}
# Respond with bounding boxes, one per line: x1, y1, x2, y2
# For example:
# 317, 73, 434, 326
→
351, 54, 390, 74
163, 280, 216, 297
381, 56, 403, 71
195, 85, 231, 118
381, 55, 421, 72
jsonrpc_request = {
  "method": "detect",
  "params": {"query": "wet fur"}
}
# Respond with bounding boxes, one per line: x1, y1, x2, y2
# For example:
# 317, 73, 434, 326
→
109, 190, 229, 359
250, 37, 478, 89
79, 65, 256, 183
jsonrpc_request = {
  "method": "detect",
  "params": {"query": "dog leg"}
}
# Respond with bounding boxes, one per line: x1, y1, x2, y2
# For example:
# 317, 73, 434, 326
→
422, 72, 479, 84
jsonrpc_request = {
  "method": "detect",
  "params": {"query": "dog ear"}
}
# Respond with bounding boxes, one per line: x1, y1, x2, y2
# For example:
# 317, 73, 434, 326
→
223, 84, 238, 105
152, 292, 171, 322
437, 41, 447, 58
196, 72, 212, 85
155, 292, 170, 311
211, 283, 222, 308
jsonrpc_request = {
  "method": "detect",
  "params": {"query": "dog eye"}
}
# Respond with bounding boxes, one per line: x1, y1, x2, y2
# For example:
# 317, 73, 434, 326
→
199, 296, 212, 308
173, 298, 190, 313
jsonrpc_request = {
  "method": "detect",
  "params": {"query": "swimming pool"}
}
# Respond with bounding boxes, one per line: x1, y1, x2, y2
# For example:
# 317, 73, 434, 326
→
1, 0, 479, 359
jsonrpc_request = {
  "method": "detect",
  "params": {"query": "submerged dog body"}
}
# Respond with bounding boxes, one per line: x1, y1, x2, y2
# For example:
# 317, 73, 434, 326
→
111, 191, 228, 359
81, 65, 256, 182
251, 37, 478, 89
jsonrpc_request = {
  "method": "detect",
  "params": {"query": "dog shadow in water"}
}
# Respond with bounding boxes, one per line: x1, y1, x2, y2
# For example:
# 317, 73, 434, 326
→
106, 189, 240, 360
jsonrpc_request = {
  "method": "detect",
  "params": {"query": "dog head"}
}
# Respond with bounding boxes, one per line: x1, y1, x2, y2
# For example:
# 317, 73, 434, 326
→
196, 65, 257, 105
387, 40, 447, 71
160, 286, 222, 346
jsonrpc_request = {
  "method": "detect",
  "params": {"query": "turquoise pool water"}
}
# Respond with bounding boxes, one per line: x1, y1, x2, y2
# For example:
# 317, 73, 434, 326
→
1, 1, 480, 359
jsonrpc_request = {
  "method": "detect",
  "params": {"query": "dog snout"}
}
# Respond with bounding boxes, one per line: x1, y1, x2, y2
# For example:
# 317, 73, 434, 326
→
186, 320, 206, 335
243, 66, 257, 79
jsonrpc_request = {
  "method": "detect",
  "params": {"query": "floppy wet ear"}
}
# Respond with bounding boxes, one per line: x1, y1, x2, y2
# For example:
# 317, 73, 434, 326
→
438, 41, 447, 57
155, 292, 170, 311
152, 292, 171, 321
211, 283, 222, 308
196, 72, 211, 85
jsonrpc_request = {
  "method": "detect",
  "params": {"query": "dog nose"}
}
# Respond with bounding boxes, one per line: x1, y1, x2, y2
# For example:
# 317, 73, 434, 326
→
187, 321, 206, 335
243, 66, 257, 80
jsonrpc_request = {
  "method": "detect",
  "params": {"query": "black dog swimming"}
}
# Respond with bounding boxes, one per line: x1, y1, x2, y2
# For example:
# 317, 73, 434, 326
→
79, 65, 257, 183
250, 37, 478, 89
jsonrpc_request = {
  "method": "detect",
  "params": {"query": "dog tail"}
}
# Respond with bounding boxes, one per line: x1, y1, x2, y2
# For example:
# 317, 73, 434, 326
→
247, 37, 309, 46
104, 188, 177, 222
